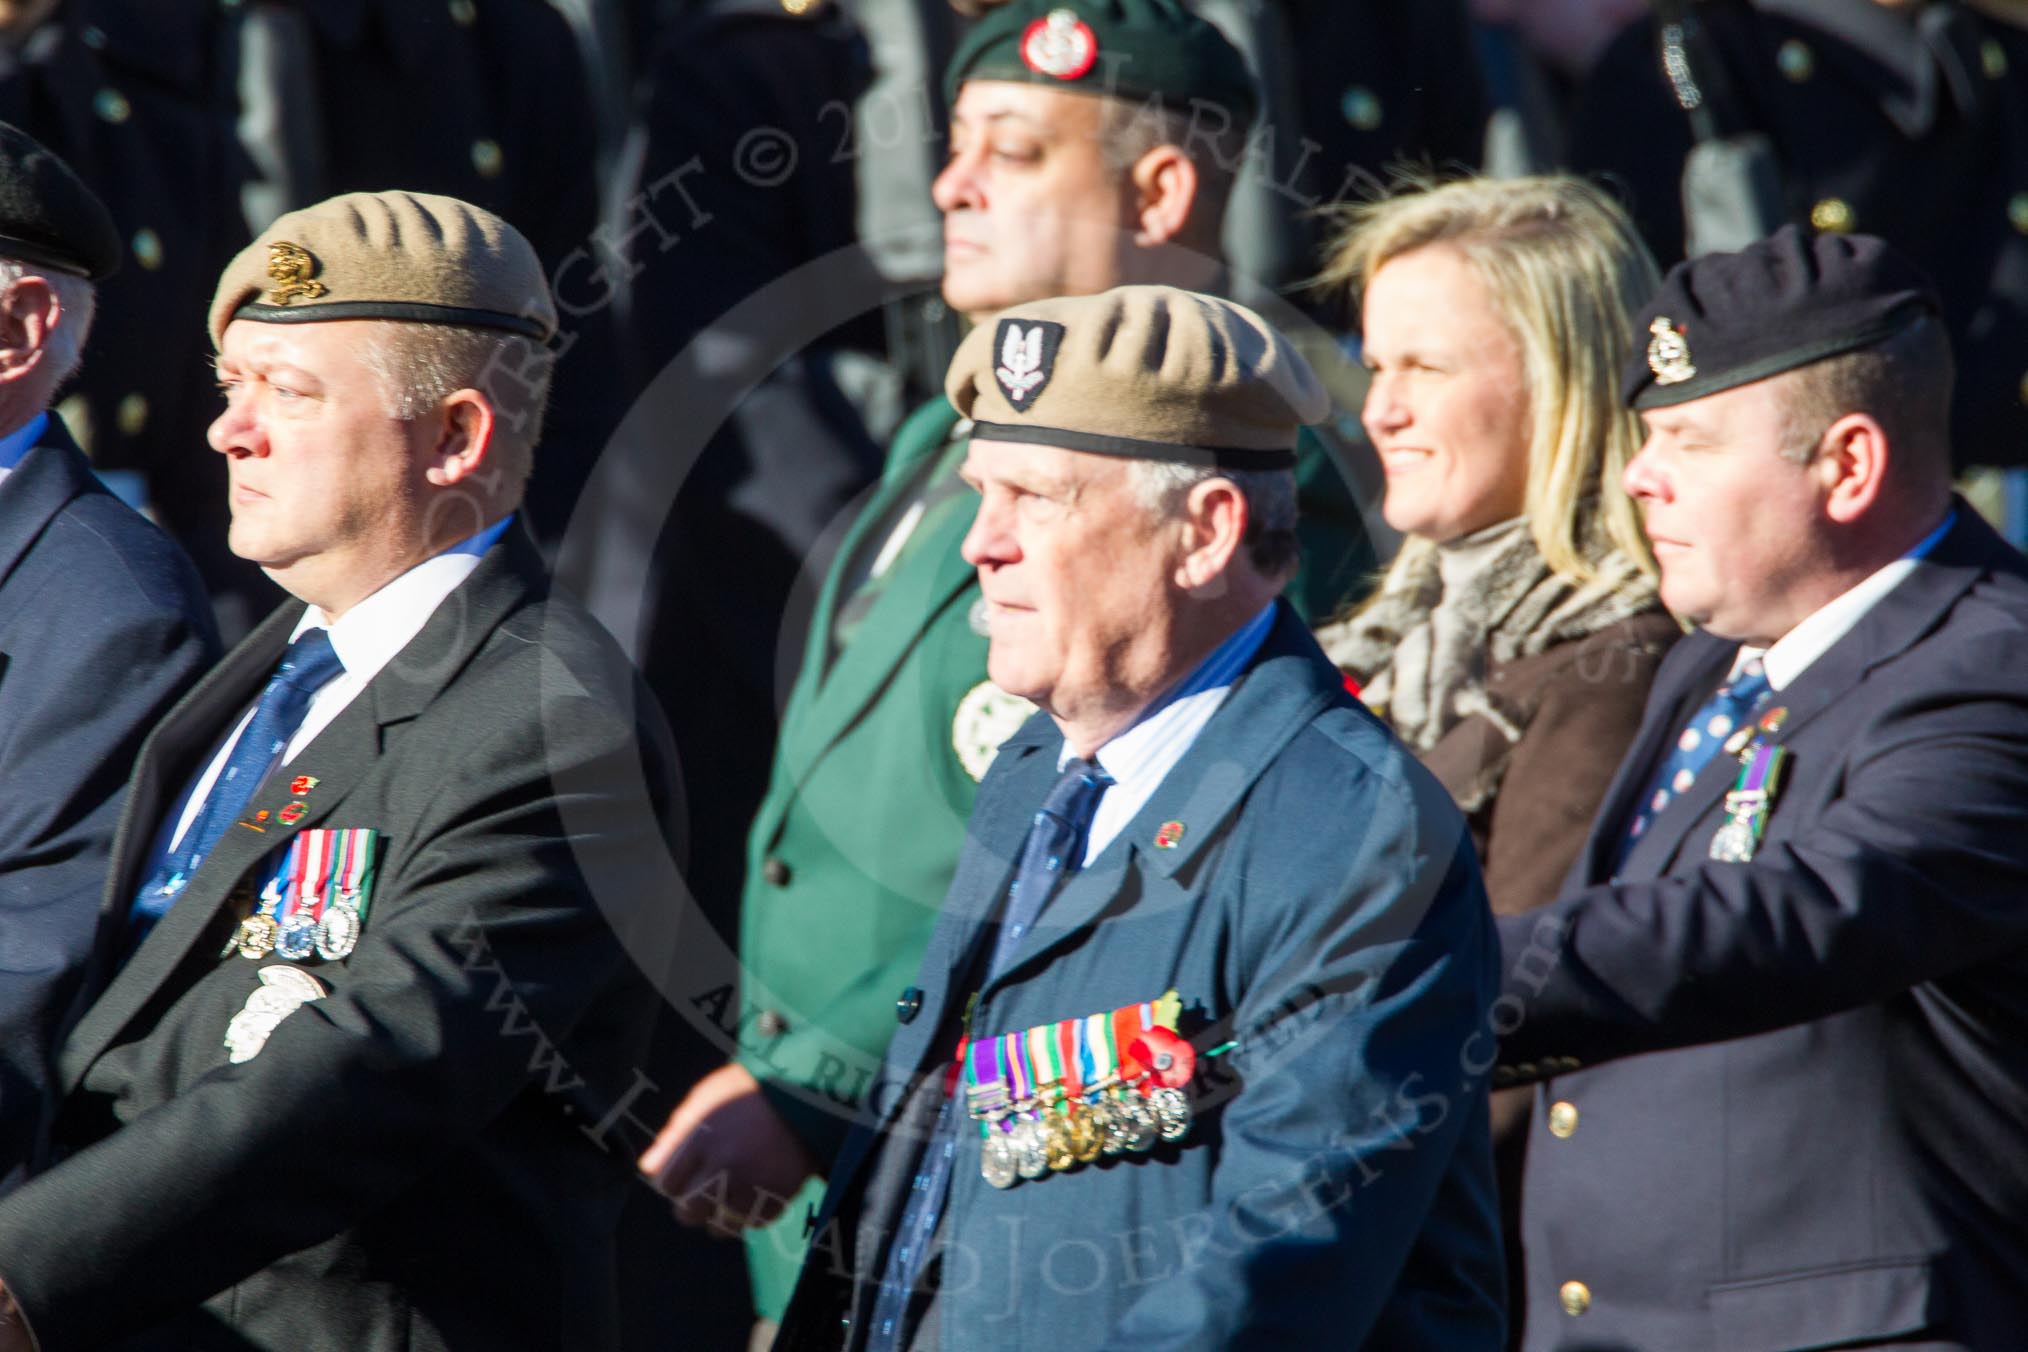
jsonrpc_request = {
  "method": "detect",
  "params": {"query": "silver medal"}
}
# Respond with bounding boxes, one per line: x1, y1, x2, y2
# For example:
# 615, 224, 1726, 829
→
274, 912, 318, 961
1148, 1086, 1192, 1142
314, 902, 361, 960
223, 966, 327, 1063
1009, 1117, 1049, 1180
981, 1130, 1019, 1189
1117, 1094, 1159, 1153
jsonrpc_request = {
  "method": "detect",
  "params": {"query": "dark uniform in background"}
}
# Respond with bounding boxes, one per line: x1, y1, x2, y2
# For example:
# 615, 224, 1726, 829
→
1571, 0, 2028, 467
0, 0, 616, 635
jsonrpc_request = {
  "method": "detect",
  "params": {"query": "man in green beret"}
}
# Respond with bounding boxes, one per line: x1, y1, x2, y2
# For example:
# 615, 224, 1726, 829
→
773, 283, 1503, 1352
0, 190, 678, 1351
637, 3, 1375, 1342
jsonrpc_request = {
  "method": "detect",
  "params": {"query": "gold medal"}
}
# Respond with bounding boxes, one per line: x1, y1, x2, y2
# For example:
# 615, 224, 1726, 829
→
1041, 1113, 1077, 1172
235, 913, 279, 960
1068, 1105, 1103, 1163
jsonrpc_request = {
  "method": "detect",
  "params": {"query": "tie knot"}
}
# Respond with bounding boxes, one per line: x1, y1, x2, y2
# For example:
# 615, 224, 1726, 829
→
1724, 659, 1771, 709
275, 627, 344, 693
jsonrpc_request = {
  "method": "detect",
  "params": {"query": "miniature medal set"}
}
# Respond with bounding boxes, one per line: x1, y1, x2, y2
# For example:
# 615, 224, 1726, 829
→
1709, 706, 1790, 862
960, 990, 1210, 1189
229, 826, 380, 963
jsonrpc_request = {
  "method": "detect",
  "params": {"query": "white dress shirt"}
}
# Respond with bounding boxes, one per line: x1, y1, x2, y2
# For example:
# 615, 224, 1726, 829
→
1066, 602, 1276, 864
163, 515, 514, 854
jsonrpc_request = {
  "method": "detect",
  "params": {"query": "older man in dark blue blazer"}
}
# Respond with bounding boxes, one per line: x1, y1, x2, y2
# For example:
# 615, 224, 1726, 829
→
772, 286, 1504, 1351
1496, 226, 2028, 1350
0, 123, 214, 1186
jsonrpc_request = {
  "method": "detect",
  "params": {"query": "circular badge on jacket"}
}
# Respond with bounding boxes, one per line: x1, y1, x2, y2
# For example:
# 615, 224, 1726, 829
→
953, 681, 1036, 781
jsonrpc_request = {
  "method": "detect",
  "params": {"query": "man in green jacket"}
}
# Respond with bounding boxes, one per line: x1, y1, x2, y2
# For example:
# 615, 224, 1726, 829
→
639, 2, 1374, 1340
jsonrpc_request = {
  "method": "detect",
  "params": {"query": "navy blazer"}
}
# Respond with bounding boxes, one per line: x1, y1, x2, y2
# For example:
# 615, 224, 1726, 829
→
0, 419, 212, 1183
779, 603, 1506, 1350
1497, 504, 2028, 1350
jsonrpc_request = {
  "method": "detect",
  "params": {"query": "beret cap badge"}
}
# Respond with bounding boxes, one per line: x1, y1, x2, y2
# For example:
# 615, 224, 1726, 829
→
994, 318, 1062, 406
1647, 316, 1695, 385
265, 241, 327, 306
1021, 8, 1099, 81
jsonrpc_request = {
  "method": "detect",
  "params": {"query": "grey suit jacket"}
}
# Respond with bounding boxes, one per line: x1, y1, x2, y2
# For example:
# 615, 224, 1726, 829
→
0, 527, 680, 1351
779, 603, 1507, 1350
1498, 505, 2028, 1350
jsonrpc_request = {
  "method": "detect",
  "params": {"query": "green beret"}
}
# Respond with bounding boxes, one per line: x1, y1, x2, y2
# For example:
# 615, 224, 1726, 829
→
208, 190, 556, 348
0, 121, 120, 281
945, 285, 1326, 470
945, 1, 1258, 126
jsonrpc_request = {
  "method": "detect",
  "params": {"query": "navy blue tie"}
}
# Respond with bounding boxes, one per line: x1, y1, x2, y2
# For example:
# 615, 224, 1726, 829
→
1619, 657, 1770, 865
128, 628, 345, 937
867, 756, 1113, 1352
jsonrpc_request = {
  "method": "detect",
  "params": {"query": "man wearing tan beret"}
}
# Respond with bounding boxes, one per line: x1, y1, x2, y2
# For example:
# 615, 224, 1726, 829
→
775, 286, 1504, 1351
0, 191, 679, 1351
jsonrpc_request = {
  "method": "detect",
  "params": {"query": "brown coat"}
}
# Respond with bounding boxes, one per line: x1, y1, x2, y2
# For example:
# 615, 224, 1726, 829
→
1416, 607, 1682, 918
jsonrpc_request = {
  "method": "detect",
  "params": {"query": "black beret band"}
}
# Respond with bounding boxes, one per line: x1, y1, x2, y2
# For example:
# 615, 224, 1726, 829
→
971, 419, 1296, 470
231, 299, 552, 342
1632, 298, 1934, 410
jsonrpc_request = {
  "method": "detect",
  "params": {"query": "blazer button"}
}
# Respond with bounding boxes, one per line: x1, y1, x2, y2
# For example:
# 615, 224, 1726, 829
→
895, 987, 923, 1024
761, 856, 792, 887
1547, 1101, 1579, 1139
1559, 1280, 1592, 1316
755, 1010, 789, 1037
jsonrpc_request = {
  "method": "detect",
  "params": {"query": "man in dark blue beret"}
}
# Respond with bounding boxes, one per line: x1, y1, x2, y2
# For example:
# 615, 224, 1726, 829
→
0, 120, 214, 1188
1493, 223, 2028, 1349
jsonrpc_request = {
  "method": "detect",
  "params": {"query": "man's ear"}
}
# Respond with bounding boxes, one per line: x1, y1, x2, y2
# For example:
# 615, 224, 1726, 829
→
0, 276, 59, 383
1175, 474, 1248, 592
424, 389, 497, 488
1129, 145, 1201, 248
1815, 412, 1890, 525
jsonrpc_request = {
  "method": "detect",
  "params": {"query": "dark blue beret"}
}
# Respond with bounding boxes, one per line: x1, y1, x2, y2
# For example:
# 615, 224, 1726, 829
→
0, 121, 119, 281
1624, 224, 1940, 411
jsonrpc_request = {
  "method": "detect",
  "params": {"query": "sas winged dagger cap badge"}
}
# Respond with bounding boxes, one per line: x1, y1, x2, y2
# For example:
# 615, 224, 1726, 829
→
993, 317, 1063, 407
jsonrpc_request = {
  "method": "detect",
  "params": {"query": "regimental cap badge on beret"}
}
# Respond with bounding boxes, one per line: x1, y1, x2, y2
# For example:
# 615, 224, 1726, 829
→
265, 241, 327, 305
1021, 8, 1098, 80
1647, 316, 1695, 385
994, 317, 1063, 406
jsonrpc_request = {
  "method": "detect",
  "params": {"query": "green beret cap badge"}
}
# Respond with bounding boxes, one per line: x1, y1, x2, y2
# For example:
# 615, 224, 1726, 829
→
1646, 316, 1695, 385
1022, 8, 1099, 80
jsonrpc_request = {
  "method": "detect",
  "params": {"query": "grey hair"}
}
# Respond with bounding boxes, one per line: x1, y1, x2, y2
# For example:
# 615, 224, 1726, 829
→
358, 321, 553, 487
1094, 95, 1246, 245
1132, 459, 1299, 578
0, 256, 96, 394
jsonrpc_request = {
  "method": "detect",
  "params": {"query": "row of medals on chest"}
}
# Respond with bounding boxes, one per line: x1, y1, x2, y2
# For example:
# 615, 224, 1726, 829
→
967, 1066, 1193, 1189
223, 875, 363, 964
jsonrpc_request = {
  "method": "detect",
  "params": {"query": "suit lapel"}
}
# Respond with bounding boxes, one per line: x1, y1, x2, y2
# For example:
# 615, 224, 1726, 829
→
0, 420, 96, 588
1584, 635, 1734, 882
58, 528, 544, 1094
1630, 506, 1995, 878
985, 605, 1340, 992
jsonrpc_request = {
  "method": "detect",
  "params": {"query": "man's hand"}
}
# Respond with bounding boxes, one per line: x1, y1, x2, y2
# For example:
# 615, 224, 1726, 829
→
638, 1062, 820, 1238
0, 1277, 34, 1352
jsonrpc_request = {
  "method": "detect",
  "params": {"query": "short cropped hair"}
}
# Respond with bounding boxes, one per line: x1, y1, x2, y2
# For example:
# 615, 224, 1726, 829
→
359, 322, 553, 492
1775, 311, 1954, 482
1132, 460, 1299, 580
0, 256, 96, 396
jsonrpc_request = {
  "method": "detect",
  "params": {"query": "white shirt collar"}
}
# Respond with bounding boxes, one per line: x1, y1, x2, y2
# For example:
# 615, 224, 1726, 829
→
0, 411, 48, 486
288, 514, 514, 681
1735, 509, 1955, 689
1061, 602, 1276, 863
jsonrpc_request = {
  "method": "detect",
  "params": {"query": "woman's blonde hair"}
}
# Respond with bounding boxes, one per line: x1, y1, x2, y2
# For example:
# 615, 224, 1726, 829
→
1319, 173, 1661, 581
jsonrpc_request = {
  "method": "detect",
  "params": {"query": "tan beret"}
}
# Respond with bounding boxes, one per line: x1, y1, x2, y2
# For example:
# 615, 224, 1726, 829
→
208, 190, 556, 348
945, 285, 1327, 469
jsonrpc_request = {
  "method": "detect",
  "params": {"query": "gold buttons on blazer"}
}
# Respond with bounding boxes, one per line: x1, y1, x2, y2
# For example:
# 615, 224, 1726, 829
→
1777, 40, 1813, 82
1559, 1280, 1592, 1316
132, 228, 164, 270
762, 856, 792, 887
471, 138, 504, 178
116, 392, 149, 437
94, 88, 132, 124
1341, 86, 1383, 131
1983, 38, 2008, 80
1547, 1101, 1579, 1138
1810, 197, 1854, 233
754, 1009, 789, 1038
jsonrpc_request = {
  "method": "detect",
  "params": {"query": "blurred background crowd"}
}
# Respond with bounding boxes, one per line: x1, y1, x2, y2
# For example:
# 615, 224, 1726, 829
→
4, 0, 2022, 1344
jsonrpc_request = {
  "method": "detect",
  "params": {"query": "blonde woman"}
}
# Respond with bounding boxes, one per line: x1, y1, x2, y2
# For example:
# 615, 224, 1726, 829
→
1313, 174, 1680, 1322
